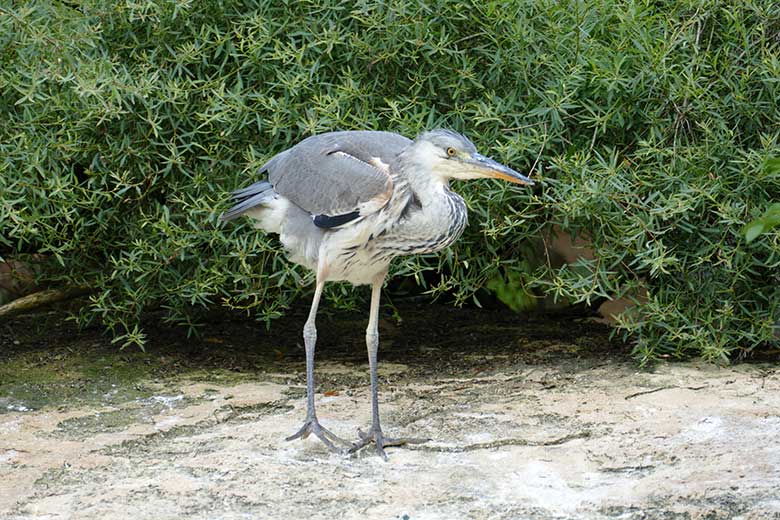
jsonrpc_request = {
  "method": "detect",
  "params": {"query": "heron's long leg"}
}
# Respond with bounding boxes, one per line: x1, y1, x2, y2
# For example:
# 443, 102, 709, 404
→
350, 273, 429, 459
285, 279, 350, 452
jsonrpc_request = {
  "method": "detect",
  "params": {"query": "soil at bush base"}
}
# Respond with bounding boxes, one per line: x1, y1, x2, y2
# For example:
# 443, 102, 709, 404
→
1, 301, 779, 519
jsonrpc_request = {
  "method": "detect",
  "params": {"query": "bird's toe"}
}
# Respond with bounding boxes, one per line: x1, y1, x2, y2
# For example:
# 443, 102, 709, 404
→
286, 418, 351, 453
350, 426, 430, 459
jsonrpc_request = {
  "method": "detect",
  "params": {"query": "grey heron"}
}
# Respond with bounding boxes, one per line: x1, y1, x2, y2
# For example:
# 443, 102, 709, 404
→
222, 129, 533, 458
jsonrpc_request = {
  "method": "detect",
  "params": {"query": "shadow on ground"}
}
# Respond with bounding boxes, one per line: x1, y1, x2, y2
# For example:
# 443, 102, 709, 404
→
1, 303, 779, 519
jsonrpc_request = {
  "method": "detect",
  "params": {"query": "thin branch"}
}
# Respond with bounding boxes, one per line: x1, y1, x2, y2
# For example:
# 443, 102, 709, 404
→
0, 287, 92, 317
624, 385, 707, 400
528, 122, 549, 179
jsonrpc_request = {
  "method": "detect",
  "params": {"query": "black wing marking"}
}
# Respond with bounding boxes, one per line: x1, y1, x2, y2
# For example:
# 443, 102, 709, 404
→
312, 211, 361, 229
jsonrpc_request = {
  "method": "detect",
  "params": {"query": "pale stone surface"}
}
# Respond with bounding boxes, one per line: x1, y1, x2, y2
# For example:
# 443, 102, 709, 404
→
2, 359, 779, 519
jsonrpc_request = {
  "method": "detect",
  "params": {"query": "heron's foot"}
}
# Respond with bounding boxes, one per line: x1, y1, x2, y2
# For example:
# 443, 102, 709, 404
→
285, 417, 351, 453
349, 426, 430, 460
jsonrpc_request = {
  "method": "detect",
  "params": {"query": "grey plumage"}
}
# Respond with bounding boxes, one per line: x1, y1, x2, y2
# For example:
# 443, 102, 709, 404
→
222, 128, 533, 458
266, 131, 410, 218
220, 180, 275, 221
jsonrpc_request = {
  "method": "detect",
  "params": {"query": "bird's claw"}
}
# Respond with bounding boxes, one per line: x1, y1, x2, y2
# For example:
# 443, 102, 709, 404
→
286, 418, 351, 453
349, 426, 430, 460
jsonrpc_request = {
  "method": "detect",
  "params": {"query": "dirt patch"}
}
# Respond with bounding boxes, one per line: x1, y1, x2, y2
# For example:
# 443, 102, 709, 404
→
1, 304, 779, 519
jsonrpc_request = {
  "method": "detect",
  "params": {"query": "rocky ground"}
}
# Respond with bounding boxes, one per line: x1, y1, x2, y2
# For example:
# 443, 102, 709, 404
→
1, 303, 779, 519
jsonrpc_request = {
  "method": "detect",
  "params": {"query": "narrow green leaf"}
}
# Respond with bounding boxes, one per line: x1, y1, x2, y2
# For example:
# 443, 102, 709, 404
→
743, 221, 765, 244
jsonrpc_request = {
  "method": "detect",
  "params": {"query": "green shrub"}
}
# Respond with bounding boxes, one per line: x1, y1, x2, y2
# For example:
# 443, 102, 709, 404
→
744, 199, 780, 243
1, 0, 778, 361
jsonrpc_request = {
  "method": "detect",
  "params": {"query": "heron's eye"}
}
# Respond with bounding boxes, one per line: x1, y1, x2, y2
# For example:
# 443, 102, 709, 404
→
446, 147, 457, 157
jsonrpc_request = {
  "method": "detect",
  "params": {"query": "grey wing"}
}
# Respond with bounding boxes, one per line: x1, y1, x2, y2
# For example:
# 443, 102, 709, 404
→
265, 131, 411, 221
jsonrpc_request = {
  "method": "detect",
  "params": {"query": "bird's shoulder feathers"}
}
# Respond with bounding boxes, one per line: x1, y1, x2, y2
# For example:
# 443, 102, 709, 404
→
264, 131, 411, 223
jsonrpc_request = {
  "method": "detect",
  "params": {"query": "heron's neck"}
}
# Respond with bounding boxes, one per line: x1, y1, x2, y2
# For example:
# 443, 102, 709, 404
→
407, 174, 452, 207
394, 154, 453, 206
384, 168, 467, 255
392, 153, 467, 223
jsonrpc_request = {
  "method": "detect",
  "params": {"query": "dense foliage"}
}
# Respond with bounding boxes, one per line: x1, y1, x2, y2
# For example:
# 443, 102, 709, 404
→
1, 0, 779, 361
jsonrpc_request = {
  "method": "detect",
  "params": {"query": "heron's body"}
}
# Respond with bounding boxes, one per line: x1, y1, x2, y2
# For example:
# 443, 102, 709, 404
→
232, 131, 469, 284
222, 129, 532, 458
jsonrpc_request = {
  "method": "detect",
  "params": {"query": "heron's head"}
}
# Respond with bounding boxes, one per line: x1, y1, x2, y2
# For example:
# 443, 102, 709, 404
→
407, 129, 534, 186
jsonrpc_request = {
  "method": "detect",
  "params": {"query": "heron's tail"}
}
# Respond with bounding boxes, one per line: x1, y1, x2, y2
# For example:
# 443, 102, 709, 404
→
220, 180, 276, 221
